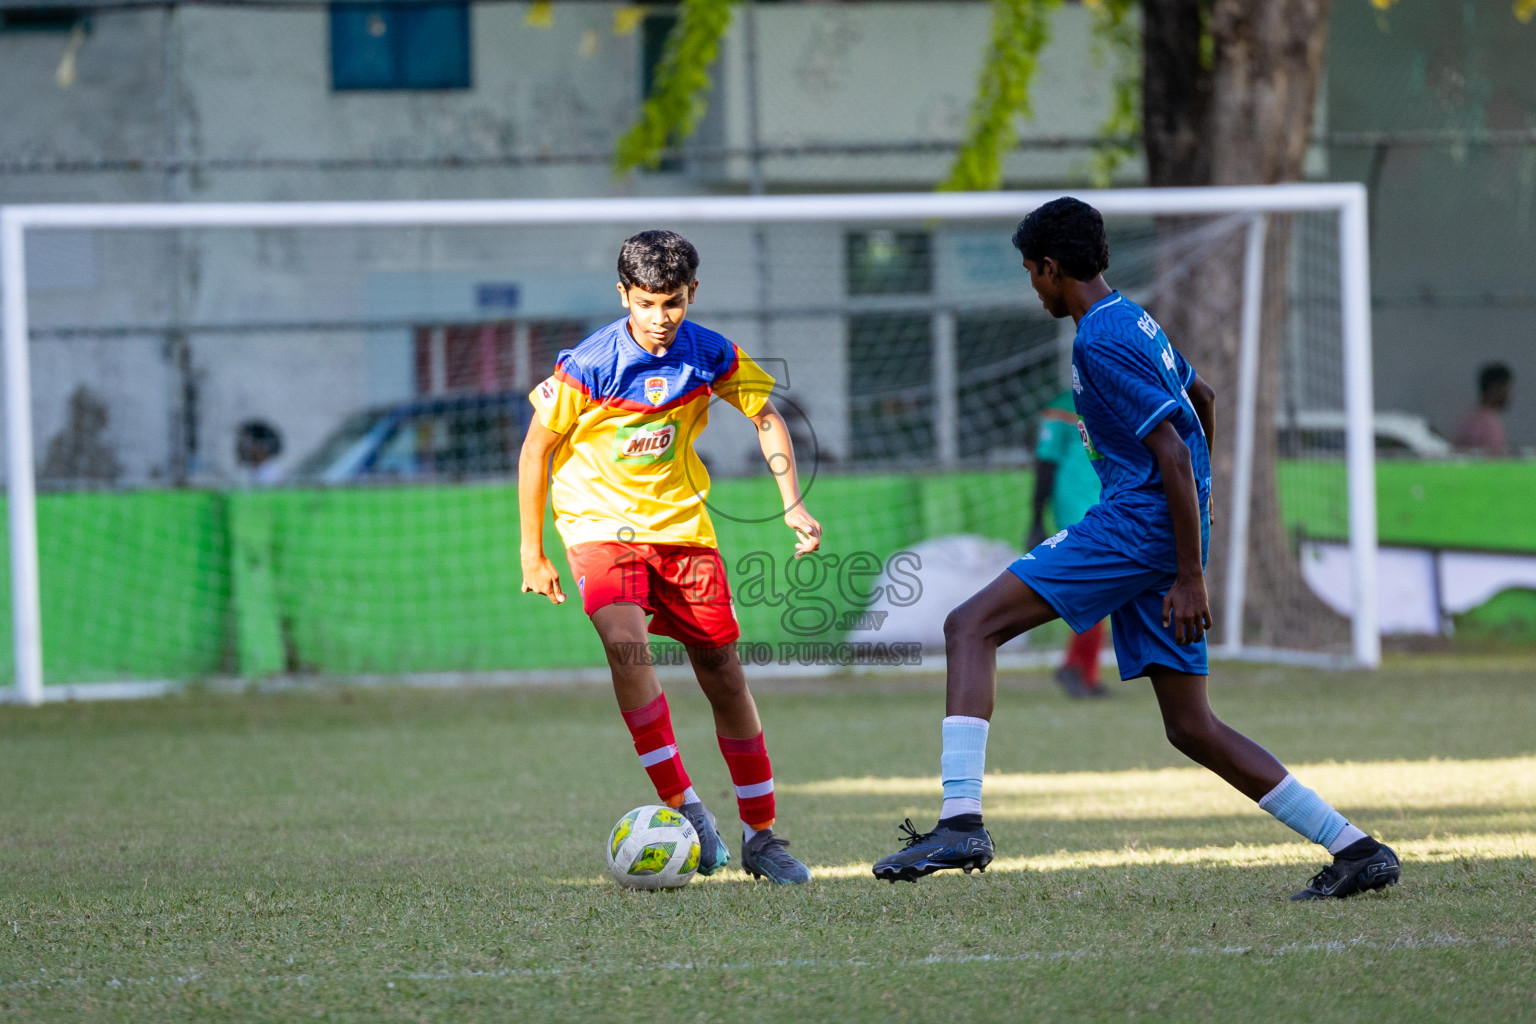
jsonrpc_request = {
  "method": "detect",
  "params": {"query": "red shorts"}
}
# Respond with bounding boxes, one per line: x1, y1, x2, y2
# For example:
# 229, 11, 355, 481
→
566, 542, 740, 649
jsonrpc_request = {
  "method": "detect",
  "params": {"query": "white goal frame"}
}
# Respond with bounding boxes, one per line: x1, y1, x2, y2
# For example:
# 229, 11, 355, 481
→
0, 185, 1379, 704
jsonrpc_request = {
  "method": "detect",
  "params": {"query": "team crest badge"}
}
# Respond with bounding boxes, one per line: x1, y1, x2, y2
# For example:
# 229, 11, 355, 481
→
645, 376, 668, 406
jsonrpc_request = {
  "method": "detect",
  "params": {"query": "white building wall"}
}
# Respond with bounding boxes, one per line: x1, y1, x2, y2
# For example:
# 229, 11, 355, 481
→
0, 3, 1119, 483
706, 2, 1140, 187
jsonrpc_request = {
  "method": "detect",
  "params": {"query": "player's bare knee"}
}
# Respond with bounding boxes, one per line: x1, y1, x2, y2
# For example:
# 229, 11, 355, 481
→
700, 674, 748, 707
687, 643, 733, 673
695, 665, 749, 710
1164, 711, 1217, 755
602, 641, 650, 671
943, 607, 986, 649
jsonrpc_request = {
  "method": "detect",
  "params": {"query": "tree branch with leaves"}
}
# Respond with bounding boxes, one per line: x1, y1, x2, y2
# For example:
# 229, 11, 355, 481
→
941, 0, 1060, 192
612, 0, 739, 174
943, 0, 1142, 190
609, 0, 1530, 185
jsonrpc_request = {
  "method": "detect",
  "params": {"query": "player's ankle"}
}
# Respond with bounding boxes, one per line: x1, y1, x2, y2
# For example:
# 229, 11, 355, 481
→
743, 818, 774, 842
937, 812, 984, 831
1335, 835, 1381, 859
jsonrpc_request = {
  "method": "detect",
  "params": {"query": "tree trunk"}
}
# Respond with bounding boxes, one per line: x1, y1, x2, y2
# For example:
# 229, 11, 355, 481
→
1142, 0, 1346, 650
1141, 0, 1212, 189
1207, 0, 1332, 188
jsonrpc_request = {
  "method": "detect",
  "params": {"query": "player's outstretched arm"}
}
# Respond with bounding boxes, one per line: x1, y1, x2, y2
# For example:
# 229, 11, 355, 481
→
518, 419, 568, 604
1143, 419, 1210, 644
749, 399, 821, 558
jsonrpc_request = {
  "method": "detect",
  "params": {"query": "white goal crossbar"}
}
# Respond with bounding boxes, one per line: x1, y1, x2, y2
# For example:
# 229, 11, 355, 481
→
0, 184, 1379, 704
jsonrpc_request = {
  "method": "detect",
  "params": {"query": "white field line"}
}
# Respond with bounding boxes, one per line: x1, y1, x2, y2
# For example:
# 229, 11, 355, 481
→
1, 931, 1507, 994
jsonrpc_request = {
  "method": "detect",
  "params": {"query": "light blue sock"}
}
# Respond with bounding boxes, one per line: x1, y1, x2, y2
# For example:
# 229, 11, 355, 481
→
939, 715, 989, 819
1257, 773, 1349, 849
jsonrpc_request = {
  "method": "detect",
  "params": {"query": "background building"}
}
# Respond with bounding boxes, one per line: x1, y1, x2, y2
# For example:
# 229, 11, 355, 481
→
3, 0, 1529, 485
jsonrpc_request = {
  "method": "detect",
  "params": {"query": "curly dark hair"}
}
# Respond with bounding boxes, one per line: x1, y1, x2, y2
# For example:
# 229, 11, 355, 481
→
1479, 362, 1513, 394
1010, 197, 1110, 281
617, 230, 700, 293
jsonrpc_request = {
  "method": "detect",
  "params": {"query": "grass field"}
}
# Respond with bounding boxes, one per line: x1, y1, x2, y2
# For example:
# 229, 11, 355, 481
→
1, 660, 1533, 1022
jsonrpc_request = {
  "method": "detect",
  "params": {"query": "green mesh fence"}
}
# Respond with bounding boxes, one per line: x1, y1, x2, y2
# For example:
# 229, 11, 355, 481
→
0, 463, 1531, 686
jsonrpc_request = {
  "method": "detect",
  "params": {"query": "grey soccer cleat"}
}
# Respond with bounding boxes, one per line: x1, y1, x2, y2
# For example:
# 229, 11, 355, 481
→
1056, 665, 1110, 699
1290, 839, 1401, 900
872, 817, 994, 883
740, 828, 811, 884
679, 801, 731, 876
1056, 665, 1093, 698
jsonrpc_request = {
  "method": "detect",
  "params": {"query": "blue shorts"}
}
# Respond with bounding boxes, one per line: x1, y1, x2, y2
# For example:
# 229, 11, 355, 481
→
1007, 527, 1208, 681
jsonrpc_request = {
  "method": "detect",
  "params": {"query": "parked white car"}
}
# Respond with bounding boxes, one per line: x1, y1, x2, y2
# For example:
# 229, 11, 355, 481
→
1278, 410, 1454, 459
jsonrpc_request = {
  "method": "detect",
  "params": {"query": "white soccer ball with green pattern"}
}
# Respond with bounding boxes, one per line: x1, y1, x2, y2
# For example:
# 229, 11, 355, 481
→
606, 804, 701, 890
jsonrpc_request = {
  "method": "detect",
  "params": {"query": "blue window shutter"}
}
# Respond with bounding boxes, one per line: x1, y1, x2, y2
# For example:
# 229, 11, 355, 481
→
331, 5, 398, 89
400, 4, 470, 89
331, 2, 469, 91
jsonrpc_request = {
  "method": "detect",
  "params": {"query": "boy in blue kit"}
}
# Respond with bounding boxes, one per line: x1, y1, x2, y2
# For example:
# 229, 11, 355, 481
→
872, 198, 1401, 901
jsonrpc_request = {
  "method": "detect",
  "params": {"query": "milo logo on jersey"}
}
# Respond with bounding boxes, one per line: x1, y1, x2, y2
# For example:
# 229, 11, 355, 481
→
1076, 418, 1104, 461
616, 422, 679, 463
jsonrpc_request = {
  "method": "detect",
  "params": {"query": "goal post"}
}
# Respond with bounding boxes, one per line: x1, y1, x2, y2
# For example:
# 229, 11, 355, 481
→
0, 185, 1379, 704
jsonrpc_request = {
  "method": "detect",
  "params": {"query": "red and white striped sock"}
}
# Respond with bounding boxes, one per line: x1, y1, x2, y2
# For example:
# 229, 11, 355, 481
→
718, 732, 775, 834
621, 693, 692, 807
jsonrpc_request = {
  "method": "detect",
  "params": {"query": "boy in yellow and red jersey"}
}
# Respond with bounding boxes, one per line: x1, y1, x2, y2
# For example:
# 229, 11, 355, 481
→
518, 230, 820, 884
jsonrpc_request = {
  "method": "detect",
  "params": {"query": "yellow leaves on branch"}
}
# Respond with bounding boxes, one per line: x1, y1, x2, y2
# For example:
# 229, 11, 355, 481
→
1373, 0, 1532, 19
525, 0, 553, 29
613, 6, 645, 36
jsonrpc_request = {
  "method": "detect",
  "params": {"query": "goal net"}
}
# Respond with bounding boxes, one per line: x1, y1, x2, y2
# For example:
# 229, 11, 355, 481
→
0, 189, 1378, 702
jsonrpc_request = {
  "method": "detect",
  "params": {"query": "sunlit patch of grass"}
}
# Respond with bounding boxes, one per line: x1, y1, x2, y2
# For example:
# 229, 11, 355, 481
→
1, 667, 1534, 1021
796, 830, 1536, 881
557, 754, 1536, 888
786, 756, 1536, 821
550, 830, 1536, 887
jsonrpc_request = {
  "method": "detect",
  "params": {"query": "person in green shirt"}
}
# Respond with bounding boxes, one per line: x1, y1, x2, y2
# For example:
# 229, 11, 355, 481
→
1027, 390, 1108, 696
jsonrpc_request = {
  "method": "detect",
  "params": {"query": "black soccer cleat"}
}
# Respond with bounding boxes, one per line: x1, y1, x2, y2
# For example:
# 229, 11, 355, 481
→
871, 817, 994, 883
740, 828, 811, 884
1290, 839, 1401, 901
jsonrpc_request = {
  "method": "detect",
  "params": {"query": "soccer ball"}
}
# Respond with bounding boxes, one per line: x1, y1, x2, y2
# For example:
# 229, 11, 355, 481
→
606, 804, 701, 890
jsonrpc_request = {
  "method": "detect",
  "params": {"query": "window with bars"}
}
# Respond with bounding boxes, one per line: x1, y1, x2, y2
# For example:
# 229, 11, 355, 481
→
412, 320, 586, 397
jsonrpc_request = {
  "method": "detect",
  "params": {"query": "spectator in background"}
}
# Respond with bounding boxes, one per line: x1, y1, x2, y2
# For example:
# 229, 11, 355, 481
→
1454, 363, 1513, 456
236, 419, 284, 484
1027, 391, 1107, 697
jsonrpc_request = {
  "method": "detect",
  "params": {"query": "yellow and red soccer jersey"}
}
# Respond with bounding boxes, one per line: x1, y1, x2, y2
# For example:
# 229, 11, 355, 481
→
529, 317, 776, 549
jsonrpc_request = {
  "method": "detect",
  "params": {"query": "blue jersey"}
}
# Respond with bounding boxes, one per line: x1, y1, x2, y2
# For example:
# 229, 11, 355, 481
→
1068, 292, 1211, 573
